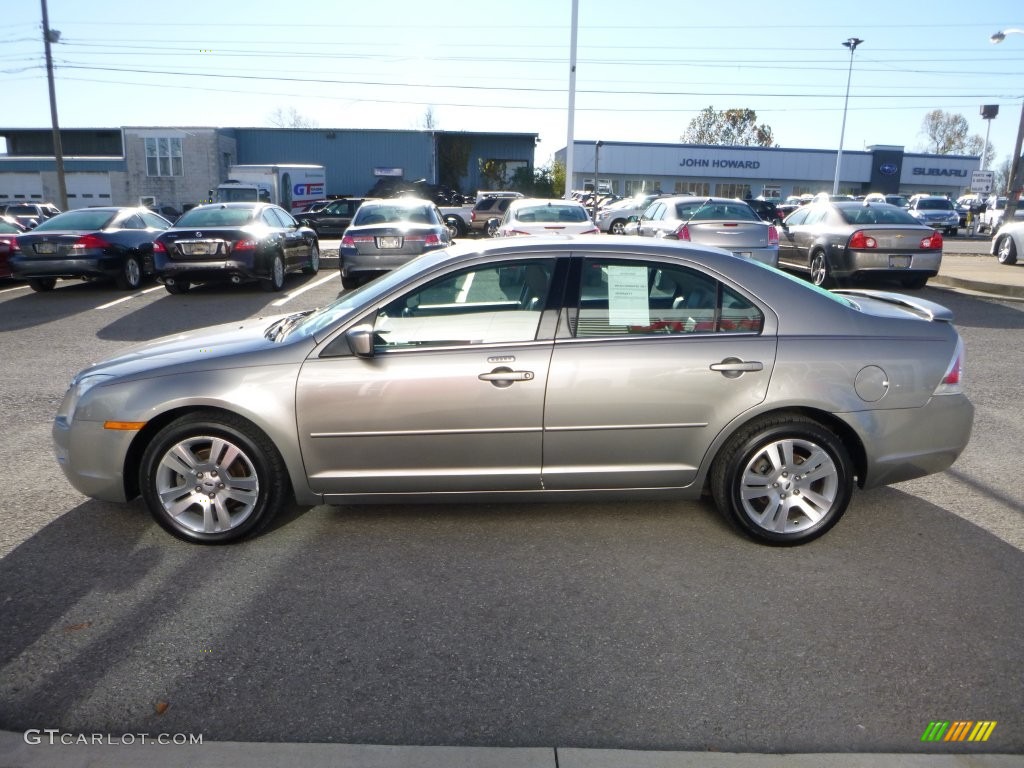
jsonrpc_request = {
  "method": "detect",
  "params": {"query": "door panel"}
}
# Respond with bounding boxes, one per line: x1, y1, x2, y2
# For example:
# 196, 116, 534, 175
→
542, 336, 776, 489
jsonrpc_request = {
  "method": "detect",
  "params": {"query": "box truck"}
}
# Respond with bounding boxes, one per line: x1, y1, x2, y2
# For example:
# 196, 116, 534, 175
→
214, 164, 326, 214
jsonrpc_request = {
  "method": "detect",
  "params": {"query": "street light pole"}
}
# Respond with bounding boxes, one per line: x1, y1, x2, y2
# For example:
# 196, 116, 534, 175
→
832, 37, 863, 196
991, 30, 1024, 215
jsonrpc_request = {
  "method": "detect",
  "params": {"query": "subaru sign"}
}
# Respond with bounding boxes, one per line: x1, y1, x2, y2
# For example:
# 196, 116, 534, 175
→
879, 162, 899, 176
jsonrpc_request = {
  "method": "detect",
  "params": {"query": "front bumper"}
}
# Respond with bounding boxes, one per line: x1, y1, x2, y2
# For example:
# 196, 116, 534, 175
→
53, 415, 135, 502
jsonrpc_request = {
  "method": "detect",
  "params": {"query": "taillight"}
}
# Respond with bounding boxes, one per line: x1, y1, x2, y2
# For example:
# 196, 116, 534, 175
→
342, 235, 373, 247
848, 231, 877, 249
152, 240, 167, 254
921, 232, 943, 250
934, 337, 965, 395
405, 234, 442, 246
72, 234, 109, 250
768, 225, 779, 245
231, 239, 257, 252
674, 224, 691, 241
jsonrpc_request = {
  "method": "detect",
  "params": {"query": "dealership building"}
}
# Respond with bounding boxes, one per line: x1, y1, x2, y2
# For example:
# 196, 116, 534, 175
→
0, 126, 539, 213
557, 141, 981, 200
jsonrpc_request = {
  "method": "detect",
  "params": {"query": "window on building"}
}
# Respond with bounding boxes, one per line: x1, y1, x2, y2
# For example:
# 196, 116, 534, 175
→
675, 181, 711, 196
714, 183, 751, 199
145, 137, 183, 177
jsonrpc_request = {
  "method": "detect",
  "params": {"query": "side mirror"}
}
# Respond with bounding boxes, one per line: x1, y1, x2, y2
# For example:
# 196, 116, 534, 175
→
627, 215, 639, 223
345, 324, 375, 358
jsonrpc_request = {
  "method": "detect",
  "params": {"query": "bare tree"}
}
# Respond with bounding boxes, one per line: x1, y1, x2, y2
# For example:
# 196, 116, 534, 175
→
420, 106, 438, 130
682, 106, 776, 147
919, 110, 986, 156
267, 106, 318, 129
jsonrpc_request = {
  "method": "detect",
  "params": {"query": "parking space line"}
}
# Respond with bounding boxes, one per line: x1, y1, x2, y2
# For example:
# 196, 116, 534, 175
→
0, 283, 31, 295
271, 272, 338, 306
96, 286, 164, 309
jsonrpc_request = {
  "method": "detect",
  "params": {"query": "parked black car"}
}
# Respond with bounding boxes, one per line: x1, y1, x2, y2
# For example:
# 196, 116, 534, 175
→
295, 197, 371, 237
744, 198, 782, 223
11, 206, 171, 291
151, 202, 320, 294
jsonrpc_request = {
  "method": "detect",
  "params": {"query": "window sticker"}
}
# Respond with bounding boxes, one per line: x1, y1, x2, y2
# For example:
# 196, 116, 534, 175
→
606, 265, 650, 325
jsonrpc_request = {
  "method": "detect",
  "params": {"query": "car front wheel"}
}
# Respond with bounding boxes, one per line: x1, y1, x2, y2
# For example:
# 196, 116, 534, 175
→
610, 219, 627, 235
996, 235, 1018, 265
303, 242, 320, 275
139, 412, 290, 544
710, 415, 854, 545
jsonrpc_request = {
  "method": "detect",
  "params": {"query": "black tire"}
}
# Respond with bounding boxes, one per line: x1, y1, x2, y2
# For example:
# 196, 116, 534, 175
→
900, 275, 929, 289
809, 251, 834, 288
139, 412, 290, 544
444, 215, 466, 239
609, 219, 627, 235
164, 279, 191, 295
302, 242, 321, 275
340, 272, 361, 290
995, 235, 1018, 265
485, 218, 500, 238
710, 414, 854, 545
28, 278, 57, 292
115, 255, 143, 290
262, 253, 285, 292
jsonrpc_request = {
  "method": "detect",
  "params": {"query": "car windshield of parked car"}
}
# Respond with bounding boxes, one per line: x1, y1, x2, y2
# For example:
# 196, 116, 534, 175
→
916, 198, 954, 211
836, 204, 921, 226
512, 204, 588, 223
674, 202, 760, 222
5, 205, 41, 216
353, 205, 433, 226
31, 209, 116, 232
0, 220, 21, 234
176, 207, 256, 227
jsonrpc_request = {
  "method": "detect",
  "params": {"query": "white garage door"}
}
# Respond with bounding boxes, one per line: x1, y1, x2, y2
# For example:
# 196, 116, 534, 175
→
0, 173, 45, 205
66, 173, 113, 210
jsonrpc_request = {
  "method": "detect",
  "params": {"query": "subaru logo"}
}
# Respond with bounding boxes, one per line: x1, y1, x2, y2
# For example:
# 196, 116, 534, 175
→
880, 163, 899, 176
196, 232, 203, 237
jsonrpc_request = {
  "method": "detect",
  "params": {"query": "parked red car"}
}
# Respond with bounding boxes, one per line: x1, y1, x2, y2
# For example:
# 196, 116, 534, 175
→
0, 217, 28, 279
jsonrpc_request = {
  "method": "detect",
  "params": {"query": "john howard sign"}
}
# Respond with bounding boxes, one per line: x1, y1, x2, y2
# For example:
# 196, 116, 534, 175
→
680, 158, 761, 169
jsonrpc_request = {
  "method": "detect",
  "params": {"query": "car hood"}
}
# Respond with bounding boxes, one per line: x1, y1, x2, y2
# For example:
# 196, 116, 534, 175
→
76, 313, 313, 382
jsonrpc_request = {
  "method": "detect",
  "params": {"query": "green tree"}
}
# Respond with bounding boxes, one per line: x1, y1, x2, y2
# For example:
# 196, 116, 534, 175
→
479, 159, 508, 189
682, 106, 776, 147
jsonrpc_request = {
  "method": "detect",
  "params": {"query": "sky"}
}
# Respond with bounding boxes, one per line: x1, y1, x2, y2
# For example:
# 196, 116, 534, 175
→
3, 1, 1024, 172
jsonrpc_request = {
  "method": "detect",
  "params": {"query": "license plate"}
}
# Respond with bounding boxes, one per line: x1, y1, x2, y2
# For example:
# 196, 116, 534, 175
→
376, 236, 402, 249
34, 243, 57, 254
889, 255, 912, 268
182, 242, 214, 256
734, 251, 752, 258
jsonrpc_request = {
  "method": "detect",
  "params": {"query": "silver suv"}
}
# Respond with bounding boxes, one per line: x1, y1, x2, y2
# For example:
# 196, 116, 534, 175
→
594, 193, 668, 234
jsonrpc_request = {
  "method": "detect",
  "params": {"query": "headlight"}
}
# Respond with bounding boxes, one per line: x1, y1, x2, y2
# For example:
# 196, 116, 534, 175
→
64, 373, 114, 423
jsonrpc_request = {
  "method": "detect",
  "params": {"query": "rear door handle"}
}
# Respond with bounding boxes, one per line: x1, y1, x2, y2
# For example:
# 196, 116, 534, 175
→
710, 358, 763, 378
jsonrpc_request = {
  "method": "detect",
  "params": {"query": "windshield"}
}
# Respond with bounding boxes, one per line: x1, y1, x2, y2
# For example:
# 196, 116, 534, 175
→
512, 204, 588, 223
352, 204, 434, 226
917, 198, 954, 210
674, 201, 760, 222
32, 209, 116, 231
837, 204, 921, 225
176, 207, 256, 227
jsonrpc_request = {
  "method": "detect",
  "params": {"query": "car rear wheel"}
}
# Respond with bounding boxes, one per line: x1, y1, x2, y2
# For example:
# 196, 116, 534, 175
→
444, 215, 466, 239
996, 235, 1018, 265
340, 272, 361, 290
164, 279, 191, 294
900, 275, 929, 289
485, 218, 500, 238
28, 278, 56, 292
303, 242, 320, 275
139, 412, 290, 544
809, 251, 833, 288
115, 255, 143, 290
263, 253, 285, 291
710, 414, 854, 545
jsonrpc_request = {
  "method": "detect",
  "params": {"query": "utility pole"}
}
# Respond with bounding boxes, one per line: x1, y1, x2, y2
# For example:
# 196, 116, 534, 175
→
41, 0, 68, 210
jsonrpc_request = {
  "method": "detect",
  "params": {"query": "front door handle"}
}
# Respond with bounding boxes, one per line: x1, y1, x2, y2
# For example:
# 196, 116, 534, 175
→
710, 358, 763, 379
478, 366, 535, 388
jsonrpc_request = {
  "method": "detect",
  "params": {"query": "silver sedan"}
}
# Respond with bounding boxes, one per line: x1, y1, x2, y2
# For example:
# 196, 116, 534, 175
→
53, 237, 973, 546
630, 196, 779, 266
